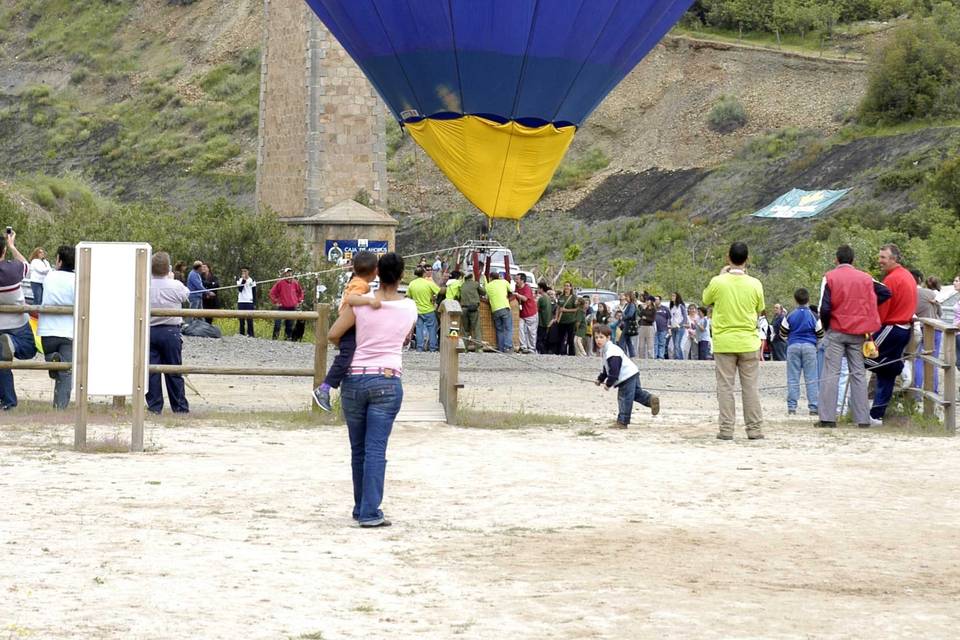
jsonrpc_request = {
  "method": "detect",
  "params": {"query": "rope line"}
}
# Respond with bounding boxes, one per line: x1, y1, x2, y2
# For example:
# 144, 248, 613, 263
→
191, 244, 471, 296
459, 337, 924, 399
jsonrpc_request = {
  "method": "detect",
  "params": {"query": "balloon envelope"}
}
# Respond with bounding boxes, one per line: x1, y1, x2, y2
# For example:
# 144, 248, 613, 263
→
305, 0, 694, 219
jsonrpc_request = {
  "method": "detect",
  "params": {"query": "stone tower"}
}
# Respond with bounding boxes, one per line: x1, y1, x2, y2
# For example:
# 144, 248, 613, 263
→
256, 0, 388, 218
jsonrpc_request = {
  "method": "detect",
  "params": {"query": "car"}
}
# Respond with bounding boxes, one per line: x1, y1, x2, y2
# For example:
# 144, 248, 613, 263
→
576, 288, 620, 313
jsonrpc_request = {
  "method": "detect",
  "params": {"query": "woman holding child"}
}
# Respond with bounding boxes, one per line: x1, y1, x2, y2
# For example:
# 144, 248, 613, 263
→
327, 252, 417, 528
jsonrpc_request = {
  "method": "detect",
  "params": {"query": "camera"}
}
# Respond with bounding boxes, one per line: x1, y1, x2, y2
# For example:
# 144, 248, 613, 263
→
4, 226, 11, 235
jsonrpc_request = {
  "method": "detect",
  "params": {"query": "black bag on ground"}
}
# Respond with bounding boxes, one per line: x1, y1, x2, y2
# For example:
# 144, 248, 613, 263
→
182, 319, 222, 339
291, 319, 306, 342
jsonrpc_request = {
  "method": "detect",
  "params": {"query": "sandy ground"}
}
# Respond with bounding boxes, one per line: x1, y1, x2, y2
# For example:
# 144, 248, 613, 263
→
2, 352, 959, 639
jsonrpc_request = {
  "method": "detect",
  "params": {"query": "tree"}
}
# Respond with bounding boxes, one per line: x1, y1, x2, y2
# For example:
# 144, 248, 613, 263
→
858, 3, 960, 124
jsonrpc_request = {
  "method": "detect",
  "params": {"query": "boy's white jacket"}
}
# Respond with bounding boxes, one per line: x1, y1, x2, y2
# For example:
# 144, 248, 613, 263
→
601, 341, 639, 387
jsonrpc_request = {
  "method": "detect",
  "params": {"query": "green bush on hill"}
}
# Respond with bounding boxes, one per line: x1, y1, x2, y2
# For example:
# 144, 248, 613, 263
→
547, 148, 610, 193
858, 3, 960, 125
707, 95, 748, 133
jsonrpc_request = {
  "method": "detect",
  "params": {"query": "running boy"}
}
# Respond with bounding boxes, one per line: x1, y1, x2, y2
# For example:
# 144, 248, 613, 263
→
312, 252, 380, 411
594, 324, 660, 428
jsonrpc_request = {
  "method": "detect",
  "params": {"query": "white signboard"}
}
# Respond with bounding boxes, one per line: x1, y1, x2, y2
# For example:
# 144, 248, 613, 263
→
75, 243, 151, 396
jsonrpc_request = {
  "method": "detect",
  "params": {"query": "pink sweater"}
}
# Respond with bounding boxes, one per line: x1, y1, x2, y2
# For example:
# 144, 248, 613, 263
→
352, 298, 417, 372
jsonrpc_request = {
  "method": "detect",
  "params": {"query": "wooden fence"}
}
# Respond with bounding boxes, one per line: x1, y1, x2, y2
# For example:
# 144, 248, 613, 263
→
0, 302, 330, 451
911, 318, 957, 434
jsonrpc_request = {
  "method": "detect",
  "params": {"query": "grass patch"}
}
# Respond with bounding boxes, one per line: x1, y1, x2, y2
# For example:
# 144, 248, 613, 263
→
546, 148, 609, 193
576, 429, 600, 437
672, 24, 868, 61
456, 407, 575, 429
81, 433, 130, 453
294, 633, 325, 640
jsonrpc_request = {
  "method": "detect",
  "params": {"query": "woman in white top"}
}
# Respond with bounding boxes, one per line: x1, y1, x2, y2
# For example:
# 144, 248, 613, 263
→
37, 246, 75, 410
28, 247, 51, 305
328, 252, 417, 528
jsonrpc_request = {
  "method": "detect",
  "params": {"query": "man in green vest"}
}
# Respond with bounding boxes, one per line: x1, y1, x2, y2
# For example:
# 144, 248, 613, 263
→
407, 266, 442, 351
458, 272, 484, 352
485, 271, 515, 353
702, 242, 766, 441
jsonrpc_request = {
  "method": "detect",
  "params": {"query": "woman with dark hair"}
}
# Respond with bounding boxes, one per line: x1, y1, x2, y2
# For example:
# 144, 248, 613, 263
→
618, 291, 638, 357
669, 292, 687, 360
554, 281, 578, 356
329, 252, 416, 528
595, 302, 610, 327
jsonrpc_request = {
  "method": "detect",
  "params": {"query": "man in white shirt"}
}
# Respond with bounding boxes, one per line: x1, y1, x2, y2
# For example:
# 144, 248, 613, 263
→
148, 252, 191, 414
0, 229, 38, 411
38, 246, 76, 409
236, 267, 257, 337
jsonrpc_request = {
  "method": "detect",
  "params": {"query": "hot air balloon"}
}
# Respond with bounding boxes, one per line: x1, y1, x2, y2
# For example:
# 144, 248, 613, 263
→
305, 0, 694, 220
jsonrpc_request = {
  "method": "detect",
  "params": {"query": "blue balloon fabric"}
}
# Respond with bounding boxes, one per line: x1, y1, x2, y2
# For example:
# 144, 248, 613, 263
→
304, 0, 694, 127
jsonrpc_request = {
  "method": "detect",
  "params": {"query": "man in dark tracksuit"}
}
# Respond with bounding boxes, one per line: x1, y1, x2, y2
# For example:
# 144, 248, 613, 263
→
536, 282, 552, 354
867, 244, 918, 423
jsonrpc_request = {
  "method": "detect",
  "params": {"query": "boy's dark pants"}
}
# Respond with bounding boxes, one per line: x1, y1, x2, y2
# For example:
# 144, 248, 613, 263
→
617, 373, 652, 425
324, 326, 356, 389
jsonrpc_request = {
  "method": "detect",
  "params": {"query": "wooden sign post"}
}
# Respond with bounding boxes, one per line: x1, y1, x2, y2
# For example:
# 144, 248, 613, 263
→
73, 243, 151, 452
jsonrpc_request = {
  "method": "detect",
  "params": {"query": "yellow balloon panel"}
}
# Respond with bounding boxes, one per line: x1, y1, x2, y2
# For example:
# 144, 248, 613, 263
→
405, 115, 575, 220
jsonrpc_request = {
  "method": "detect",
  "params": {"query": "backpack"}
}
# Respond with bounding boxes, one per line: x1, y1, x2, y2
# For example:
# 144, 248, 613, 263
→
182, 319, 222, 339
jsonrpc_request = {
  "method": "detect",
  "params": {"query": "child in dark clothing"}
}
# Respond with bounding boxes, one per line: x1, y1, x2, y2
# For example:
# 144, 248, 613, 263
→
594, 324, 660, 428
312, 252, 380, 411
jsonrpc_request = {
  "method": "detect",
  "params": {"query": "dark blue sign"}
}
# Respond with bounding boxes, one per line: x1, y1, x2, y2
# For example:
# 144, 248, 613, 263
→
324, 239, 389, 264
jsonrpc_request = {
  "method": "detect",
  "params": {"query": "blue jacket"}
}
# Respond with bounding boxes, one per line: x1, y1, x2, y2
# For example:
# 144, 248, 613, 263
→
780, 306, 823, 347
187, 270, 204, 303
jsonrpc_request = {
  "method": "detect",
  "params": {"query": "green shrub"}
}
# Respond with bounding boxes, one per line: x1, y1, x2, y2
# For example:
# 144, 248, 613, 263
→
929, 155, 960, 215
707, 95, 747, 133
738, 128, 816, 160
859, 4, 960, 125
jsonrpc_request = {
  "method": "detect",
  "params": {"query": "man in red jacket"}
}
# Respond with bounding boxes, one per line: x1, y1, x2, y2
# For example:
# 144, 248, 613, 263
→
867, 243, 918, 423
817, 245, 890, 428
269, 268, 304, 340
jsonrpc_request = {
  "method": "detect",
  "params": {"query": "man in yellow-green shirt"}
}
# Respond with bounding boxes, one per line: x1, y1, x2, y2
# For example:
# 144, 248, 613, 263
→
484, 271, 514, 353
407, 266, 442, 351
702, 242, 766, 441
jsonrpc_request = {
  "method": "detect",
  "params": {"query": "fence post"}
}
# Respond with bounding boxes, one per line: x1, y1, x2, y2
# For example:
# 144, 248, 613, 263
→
130, 247, 149, 452
439, 299, 463, 424
944, 327, 956, 435
922, 323, 935, 420
73, 247, 92, 451
312, 302, 329, 413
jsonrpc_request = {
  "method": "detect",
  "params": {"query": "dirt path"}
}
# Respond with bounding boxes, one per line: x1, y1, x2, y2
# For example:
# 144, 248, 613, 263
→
2, 357, 959, 638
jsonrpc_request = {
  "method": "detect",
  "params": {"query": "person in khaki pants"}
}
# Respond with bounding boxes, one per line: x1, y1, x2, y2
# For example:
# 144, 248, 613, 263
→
702, 242, 766, 440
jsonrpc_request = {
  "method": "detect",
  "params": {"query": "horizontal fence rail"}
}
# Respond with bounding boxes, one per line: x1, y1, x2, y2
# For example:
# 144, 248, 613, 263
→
0, 302, 331, 422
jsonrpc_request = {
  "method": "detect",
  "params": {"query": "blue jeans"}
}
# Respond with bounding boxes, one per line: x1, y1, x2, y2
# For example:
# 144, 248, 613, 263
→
671, 328, 684, 360
618, 332, 637, 357
41, 336, 73, 410
786, 342, 818, 411
655, 330, 668, 359
147, 325, 189, 414
492, 307, 513, 353
0, 322, 39, 408
616, 373, 652, 425
342, 375, 403, 524
416, 312, 438, 352
31, 282, 43, 305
